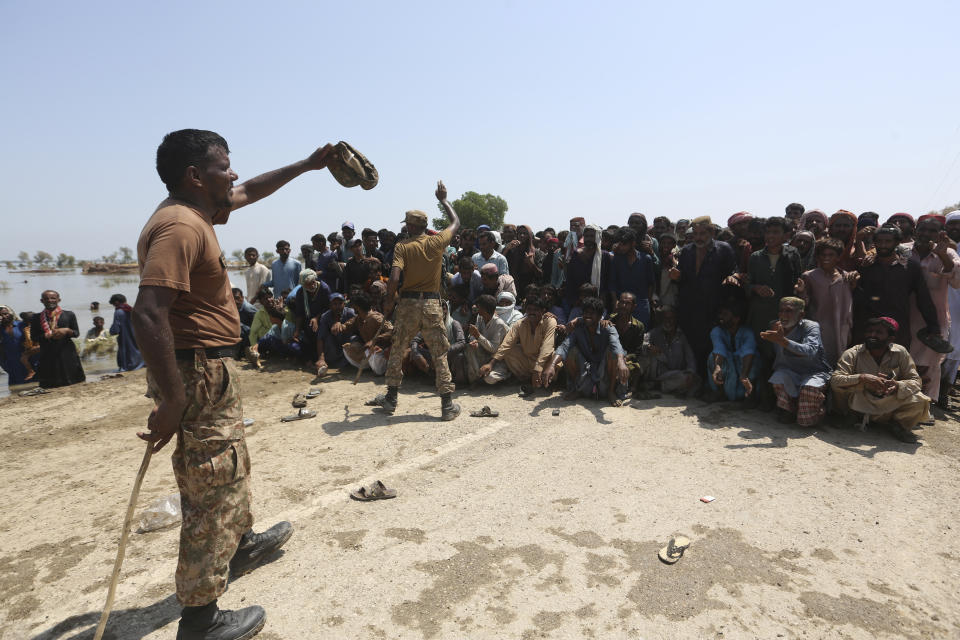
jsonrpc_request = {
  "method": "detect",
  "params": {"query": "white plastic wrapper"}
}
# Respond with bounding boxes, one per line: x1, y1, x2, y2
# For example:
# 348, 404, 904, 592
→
135, 493, 181, 533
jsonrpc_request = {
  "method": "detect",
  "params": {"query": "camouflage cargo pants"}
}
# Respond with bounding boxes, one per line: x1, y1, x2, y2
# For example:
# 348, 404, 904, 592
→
385, 298, 454, 394
148, 352, 252, 607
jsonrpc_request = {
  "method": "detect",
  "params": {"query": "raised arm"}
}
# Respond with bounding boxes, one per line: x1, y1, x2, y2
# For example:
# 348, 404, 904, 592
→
131, 285, 184, 452
436, 181, 460, 236
229, 144, 335, 211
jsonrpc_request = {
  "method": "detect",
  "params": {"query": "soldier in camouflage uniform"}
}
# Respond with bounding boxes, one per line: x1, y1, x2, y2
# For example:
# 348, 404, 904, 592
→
371, 181, 461, 420
134, 129, 334, 640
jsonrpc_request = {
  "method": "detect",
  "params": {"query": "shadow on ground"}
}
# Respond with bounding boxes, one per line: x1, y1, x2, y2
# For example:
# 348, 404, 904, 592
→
679, 400, 921, 458
31, 594, 178, 640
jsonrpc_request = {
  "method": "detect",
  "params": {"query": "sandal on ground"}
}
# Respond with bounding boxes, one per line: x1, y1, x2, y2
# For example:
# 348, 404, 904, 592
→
292, 393, 308, 408
518, 385, 535, 398
306, 388, 323, 398
469, 405, 499, 418
350, 480, 397, 501
658, 536, 691, 564
19, 387, 49, 397
280, 408, 317, 422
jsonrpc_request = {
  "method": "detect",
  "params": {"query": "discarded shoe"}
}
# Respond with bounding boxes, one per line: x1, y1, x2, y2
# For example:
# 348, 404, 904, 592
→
292, 393, 307, 408
469, 405, 499, 418
280, 408, 317, 422
350, 480, 397, 501
658, 536, 691, 564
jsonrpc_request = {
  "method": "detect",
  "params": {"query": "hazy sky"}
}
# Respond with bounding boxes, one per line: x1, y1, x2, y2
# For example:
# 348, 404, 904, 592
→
3, 1, 960, 260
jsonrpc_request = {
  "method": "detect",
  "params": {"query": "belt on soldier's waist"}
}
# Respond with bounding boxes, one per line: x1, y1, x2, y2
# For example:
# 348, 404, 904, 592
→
400, 291, 441, 300
174, 345, 238, 361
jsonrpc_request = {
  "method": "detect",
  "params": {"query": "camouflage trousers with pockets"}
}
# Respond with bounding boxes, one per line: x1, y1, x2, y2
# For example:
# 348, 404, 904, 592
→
148, 352, 252, 607
385, 298, 454, 394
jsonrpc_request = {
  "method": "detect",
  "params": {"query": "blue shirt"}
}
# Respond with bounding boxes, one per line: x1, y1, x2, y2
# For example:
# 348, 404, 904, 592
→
709, 325, 757, 360
611, 251, 655, 301
472, 250, 510, 276
314, 249, 339, 289
451, 270, 483, 303
269, 258, 302, 296
317, 306, 356, 340
556, 322, 625, 362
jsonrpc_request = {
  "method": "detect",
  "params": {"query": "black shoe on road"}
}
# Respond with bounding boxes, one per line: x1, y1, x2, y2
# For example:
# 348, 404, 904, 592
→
230, 521, 293, 578
177, 605, 265, 640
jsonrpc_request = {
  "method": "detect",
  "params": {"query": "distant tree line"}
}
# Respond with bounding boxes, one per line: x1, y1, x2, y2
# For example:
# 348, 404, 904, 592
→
11, 246, 135, 269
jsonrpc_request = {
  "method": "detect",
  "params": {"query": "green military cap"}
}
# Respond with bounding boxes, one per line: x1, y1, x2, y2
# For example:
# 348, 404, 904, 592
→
403, 210, 428, 226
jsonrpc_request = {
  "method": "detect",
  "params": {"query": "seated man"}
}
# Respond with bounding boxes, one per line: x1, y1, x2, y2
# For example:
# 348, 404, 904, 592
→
831, 316, 930, 443
290, 269, 331, 363
451, 255, 483, 303
479, 263, 517, 299
609, 292, 645, 390
232, 287, 257, 356
447, 283, 473, 329
253, 294, 299, 361
542, 297, 630, 406
638, 306, 699, 398
481, 296, 557, 393
466, 294, 510, 384
315, 293, 356, 375
707, 302, 758, 402
760, 297, 832, 426
341, 292, 393, 376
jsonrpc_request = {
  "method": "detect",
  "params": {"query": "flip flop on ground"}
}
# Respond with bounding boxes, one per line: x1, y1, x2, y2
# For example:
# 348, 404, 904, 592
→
280, 408, 317, 422
350, 480, 397, 501
658, 536, 691, 564
470, 405, 499, 418
292, 393, 308, 408
305, 388, 322, 398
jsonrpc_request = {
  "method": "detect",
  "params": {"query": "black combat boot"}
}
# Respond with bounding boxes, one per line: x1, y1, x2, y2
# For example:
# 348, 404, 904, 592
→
177, 601, 265, 640
379, 386, 399, 414
440, 393, 460, 421
230, 521, 293, 578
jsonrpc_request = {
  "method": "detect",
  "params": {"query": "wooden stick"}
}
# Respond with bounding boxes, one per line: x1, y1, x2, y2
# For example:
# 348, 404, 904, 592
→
93, 442, 154, 640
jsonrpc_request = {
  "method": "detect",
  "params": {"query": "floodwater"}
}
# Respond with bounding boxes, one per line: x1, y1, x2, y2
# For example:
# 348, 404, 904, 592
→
0, 267, 140, 397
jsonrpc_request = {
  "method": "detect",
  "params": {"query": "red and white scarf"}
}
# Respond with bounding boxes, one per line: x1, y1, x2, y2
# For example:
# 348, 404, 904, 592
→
40, 306, 62, 338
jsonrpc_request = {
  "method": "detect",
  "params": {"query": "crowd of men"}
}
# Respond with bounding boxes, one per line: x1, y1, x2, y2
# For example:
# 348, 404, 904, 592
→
228, 205, 959, 444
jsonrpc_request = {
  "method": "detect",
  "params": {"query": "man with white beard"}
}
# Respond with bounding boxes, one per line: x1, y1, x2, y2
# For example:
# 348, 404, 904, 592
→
760, 297, 832, 427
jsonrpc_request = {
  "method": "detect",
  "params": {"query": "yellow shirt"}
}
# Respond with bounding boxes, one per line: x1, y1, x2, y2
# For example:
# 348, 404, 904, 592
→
393, 228, 453, 293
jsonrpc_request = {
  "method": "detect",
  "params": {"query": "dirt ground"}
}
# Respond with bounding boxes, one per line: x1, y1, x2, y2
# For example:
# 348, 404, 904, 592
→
2, 362, 959, 640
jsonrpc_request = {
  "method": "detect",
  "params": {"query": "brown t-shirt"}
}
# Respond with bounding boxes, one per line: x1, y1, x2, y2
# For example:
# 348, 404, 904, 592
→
393, 228, 453, 293
137, 199, 240, 349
